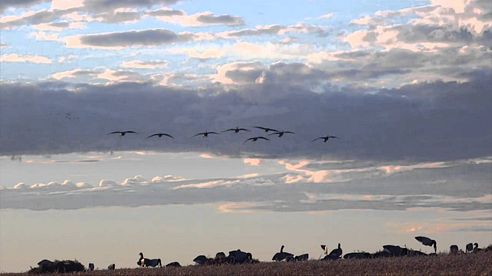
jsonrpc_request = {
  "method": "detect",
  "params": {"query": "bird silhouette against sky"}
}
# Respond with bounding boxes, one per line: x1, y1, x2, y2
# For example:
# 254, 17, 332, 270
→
147, 133, 174, 139
193, 131, 219, 138
222, 127, 249, 133
253, 126, 279, 133
244, 136, 269, 143
269, 130, 295, 137
312, 135, 338, 142
415, 236, 437, 253
108, 131, 137, 136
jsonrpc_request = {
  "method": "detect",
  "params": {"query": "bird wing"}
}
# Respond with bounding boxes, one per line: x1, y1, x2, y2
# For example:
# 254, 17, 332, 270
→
125, 131, 137, 134
258, 137, 269, 141
193, 132, 205, 137
268, 132, 281, 136
147, 134, 158, 138
108, 131, 122, 135
238, 128, 250, 132
312, 137, 323, 142
163, 133, 174, 138
329, 135, 338, 139
254, 126, 268, 131
222, 128, 235, 132
284, 131, 295, 134
243, 138, 254, 143
209, 132, 219, 135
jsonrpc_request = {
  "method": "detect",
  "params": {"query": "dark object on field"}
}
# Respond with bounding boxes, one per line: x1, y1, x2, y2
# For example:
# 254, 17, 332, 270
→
295, 253, 309, 261
371, 250, 392, 258
88, 263, 95, 271
193, 255, 209, 265
383, 245, 408, 257
108, 264, 115, 270
323, 243, 343, 260
415, 236, 437, 253
466, 243, 474, 253
450, 245, 459, 255
137, 252, 162, 267
29, 259, 85, 273
166, 262, 181, 267
407, 249, 427, 256
228, 249, 253, 264
272, 245, 294, 262
215, 252, 228, 264
473, 243, 481, 253
344, 252, 371, 259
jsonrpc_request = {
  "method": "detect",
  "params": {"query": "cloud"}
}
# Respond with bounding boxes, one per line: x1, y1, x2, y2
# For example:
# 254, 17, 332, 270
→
243, 158, 262, 166
120, 60, 168, 69
222, 23, 327, 38
64, 29, 196, 48
1, 69, 491, 160
1, 157, 490, 211
196, 12, 244, 26
149, 10, 244, 27
0, 53, 52, 64
0, 0, 48, 13
83, 0, 180, 12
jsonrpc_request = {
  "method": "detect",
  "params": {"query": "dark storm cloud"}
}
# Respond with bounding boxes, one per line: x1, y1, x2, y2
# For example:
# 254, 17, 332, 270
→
79, 29, 195, 47
1, 66, 491, 161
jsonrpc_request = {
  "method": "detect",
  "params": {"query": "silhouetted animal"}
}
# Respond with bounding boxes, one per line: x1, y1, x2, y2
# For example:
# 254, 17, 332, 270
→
407, 249, 427, 256
214, 252, 227, 264
320, 245, 328, 257
193, 255, 209, 265
269, 130, 295, 137
166, 262, 181, 267
473, 243, 481, 253
272, 245, 294, 261
193, 131, 219, 138
344, 252, 371, 259
147, 133, 174, 139
323, 243, 343, 260
415, 236, 437, 253
223, 127, 249, 133
450, 245, 459, 255
32, 259, 85, 273
108, 131, 137, 136
137, 253, 162, 268
295, 253, 309, 261
228, 249, 253, 264
466, 243, 474, 253
108, 264, 115, 270
371, 250, 392, 258
312, 135, 338, 142
244, 136, 269, 143
254, 126, 278, 133
88, 263, 95, 271
383, 245, 408, 256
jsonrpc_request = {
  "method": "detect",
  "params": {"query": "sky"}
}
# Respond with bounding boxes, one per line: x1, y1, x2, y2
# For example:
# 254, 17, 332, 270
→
0, 0, 491, 272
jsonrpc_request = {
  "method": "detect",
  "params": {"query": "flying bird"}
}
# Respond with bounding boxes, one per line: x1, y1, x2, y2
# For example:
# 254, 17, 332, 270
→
312, 135, 339, 142
108, 131, 137, 136
193, 131, 219, 138
222, 127, 249, 133
415, 236, 437, 253
254, 126, 279, 133
147, 133, 174, 139
244, 136, 269, 143
269, 130, 295, 137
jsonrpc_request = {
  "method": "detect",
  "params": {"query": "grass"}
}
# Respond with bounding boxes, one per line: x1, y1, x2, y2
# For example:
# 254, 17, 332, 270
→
4, 251, 492, 275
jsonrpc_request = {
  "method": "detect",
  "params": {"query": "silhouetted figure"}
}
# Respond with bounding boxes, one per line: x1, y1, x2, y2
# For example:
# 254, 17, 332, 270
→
294, 253, 309, 261
223, 127, 249, 133
147, 133, 174, 139
323, 243, 343, 260
107, 264, 115, 270
244, 136, 269, 143
88, 263, 95, 271
193, 131, 219, 138
166, 262, 181, 267
466, 243, 474, 253
272, 245, 294, 262
473, 243, 481, 253
108, 131, 137, 136
312, 135, 338, 142
193, 255, 209, 265
344, 252, 371, 259
137, 252, 162, 268
320, 244, 328, 257
269, 130, 295, 137
450, 245, 459, 255
383, 245, 408, 256
215, 252, 227, 264
228, 249, 253, 264
254, 126, 279, 133
415, 236, 437, 253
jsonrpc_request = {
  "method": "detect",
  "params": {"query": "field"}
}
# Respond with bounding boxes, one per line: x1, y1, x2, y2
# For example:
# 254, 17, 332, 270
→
4, 251, 492, 276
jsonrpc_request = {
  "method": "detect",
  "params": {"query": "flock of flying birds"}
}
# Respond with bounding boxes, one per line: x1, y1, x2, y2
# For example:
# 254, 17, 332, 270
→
108, 126, 339, 144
